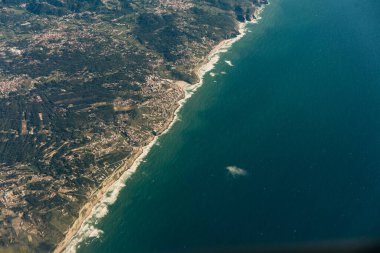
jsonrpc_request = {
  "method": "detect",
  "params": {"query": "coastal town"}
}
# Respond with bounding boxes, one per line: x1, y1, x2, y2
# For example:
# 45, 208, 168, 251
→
0, 0, 268, 252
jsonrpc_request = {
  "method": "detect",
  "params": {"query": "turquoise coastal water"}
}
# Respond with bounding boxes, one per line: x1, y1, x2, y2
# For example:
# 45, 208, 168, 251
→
77, 0, 380, 252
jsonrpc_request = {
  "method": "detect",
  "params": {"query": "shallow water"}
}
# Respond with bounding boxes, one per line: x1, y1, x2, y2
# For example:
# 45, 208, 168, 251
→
77, 0, 380, 252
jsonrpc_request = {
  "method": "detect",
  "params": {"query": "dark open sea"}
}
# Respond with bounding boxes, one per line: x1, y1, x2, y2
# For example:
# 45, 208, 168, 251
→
77, 0, 380, 252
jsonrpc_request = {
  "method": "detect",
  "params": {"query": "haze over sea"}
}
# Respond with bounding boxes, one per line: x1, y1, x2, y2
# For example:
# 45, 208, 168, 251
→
77, 0, 380, 252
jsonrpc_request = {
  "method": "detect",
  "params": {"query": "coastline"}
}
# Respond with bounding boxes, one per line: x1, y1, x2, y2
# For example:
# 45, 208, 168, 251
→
55, 6, 266, 253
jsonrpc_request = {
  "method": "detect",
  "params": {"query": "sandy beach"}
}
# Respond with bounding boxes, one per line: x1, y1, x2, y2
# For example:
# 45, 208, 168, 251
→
54, 6, 266, 252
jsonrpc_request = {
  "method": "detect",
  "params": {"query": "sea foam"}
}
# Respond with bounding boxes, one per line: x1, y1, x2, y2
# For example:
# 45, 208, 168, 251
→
225, 60, 234, 66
